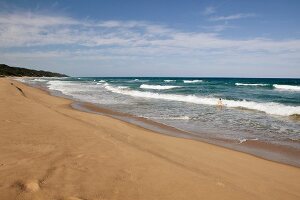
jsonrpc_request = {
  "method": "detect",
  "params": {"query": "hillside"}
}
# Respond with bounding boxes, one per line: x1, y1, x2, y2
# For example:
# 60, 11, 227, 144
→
0, 64, 68, 77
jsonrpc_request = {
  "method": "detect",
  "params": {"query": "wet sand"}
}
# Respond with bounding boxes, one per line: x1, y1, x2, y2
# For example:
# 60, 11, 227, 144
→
73, 101, 300, 167
0, 78, 300, 200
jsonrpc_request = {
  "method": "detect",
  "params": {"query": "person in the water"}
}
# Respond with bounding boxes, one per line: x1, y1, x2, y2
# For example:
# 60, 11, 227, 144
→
217, 98, 223, 107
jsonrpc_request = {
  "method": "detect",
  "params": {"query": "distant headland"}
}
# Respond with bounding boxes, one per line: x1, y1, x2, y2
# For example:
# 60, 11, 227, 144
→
0, 64, 68, 77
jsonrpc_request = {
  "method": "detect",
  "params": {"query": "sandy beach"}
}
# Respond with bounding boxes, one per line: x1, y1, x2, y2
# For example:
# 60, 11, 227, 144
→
0, 77, 299, 200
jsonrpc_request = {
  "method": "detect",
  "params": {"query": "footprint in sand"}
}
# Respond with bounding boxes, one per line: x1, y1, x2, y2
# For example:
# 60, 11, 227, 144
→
24, 180, 40, 192
14, 180, 40, 193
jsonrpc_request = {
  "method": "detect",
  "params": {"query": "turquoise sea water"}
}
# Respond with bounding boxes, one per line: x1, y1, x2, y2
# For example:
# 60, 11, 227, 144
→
20, 77, 300, 164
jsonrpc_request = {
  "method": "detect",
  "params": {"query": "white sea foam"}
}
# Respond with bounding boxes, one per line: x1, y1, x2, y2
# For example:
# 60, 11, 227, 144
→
165, 116, 190, 120
273, 84, 300, 91
126, 79, 148, 82
183, 80, 202, 83
140, 84, 181, 90
235, 83, 268, 86
32, 78, 48, 82
96, 81, 108, 85
103, 84, 300, 116
47, 80, 80, 93
239, 138, 258, 144
164, 80, 176, 82
47, 80, 118, 104
117, 86, 128, 89
170, 116, 190, 120
14, 77, 27, 83
45, 80, 300, 117
152, 116, 190, 120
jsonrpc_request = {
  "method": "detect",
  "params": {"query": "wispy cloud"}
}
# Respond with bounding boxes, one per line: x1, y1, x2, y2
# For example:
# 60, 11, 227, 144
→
210, 13, 256, 21
203, 6, 216, 15
0, 11, 299, 76
0, 12, 177, 47
202, 22, 233, 32
0, 12, 297, 51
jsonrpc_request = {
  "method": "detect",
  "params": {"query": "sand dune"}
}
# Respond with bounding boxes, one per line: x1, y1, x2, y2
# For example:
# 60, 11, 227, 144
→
0, 78, 299, 200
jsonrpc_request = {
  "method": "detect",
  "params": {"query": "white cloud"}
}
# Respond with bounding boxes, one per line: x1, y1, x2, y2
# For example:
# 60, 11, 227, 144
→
210, 13, 256, 21
1, 12, 297, 53
0, 12, 78, 26
201, 22, 233, 32
0, 12, 300, 77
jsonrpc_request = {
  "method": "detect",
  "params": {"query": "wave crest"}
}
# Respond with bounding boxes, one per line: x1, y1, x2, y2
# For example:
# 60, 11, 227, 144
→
103, 84, 300, 116
183, 80, 202, 83
164, 80, 176, 82
235, 83, 268, 86
273, 84, 300, 91
140, 84, 181, 90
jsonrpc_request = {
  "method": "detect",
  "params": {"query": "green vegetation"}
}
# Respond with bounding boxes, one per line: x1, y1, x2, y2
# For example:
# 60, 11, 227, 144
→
0, 64, 68, 77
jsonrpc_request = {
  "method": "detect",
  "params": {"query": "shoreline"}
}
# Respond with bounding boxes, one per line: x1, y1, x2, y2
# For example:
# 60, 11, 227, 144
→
73, 102, 300, 168
22, 78, 300, 168
1, 77, 300, 199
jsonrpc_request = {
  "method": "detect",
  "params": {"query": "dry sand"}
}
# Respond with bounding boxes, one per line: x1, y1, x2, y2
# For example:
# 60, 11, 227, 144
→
0, 78, 299, 200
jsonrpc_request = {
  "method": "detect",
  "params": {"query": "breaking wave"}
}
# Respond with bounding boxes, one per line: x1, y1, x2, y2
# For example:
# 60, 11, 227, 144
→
32, 78, 49, 82
164, 80, 176, 82
235, 83, 269, 86
183, 80, 202, 83
103, 84, 300, 116
273, 84, 300, 91
96, 80, 106, 84
140, 84, 181, 90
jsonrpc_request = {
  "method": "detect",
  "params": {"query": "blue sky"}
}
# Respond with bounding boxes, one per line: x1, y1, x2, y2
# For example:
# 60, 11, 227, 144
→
0, 0, 300, 77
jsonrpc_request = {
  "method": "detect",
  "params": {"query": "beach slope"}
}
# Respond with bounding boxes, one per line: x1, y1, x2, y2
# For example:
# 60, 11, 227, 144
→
0, 78, 299, 200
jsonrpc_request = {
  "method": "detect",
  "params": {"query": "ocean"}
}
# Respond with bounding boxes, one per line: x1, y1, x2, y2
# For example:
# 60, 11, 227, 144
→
19, 77, 300, 166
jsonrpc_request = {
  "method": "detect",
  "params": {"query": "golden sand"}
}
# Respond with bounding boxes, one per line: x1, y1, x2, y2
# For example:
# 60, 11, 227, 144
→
0, 78, 299, 200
